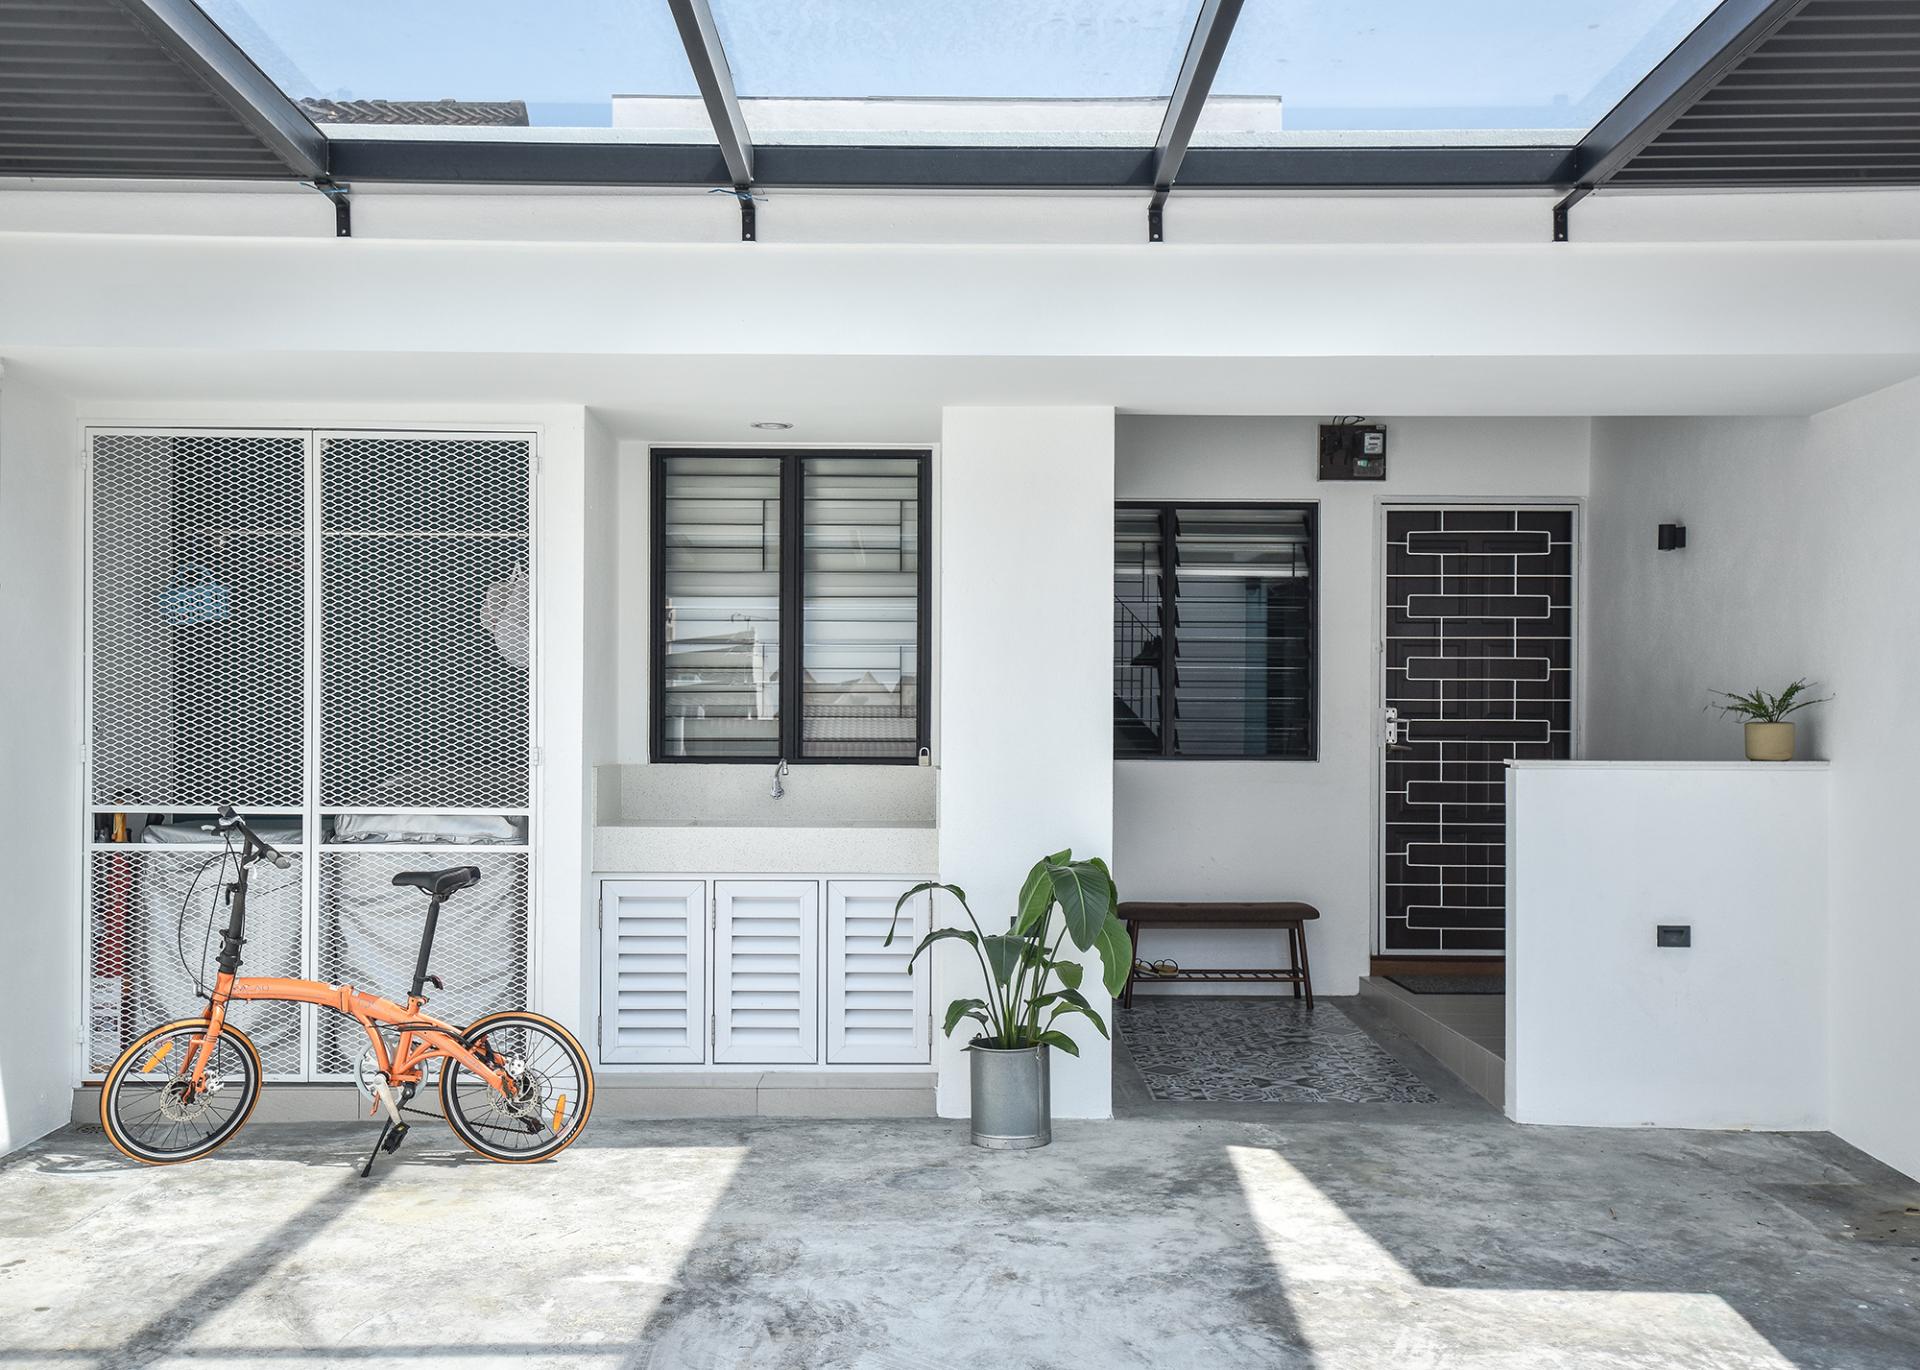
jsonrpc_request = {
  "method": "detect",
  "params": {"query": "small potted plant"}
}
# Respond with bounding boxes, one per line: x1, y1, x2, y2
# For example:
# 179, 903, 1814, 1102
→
887, 849, 1131, 1150
1707, 679, 1831, 761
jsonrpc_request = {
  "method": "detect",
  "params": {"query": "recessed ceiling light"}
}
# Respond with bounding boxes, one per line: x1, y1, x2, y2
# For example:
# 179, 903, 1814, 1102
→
752, 420, 793, 431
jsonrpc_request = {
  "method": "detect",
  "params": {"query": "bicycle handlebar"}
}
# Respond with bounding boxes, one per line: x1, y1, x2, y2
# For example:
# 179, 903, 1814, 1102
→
212, 804, 293, 870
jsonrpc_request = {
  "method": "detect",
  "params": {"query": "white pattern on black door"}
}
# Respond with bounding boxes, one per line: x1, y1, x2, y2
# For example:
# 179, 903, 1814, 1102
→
1380, 508, 1574, 956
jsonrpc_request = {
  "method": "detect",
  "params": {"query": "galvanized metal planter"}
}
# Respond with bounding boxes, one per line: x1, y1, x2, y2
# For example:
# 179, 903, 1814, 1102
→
968, 1041, 1051, 1150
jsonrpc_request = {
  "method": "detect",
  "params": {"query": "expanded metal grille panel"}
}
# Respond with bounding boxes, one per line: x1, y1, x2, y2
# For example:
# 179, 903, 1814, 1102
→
315, 849, 530, 1076
320, 436, 532, 808
1614, 0, 1920, 187
87, 846, 304, 1076
91, 432, 306, 808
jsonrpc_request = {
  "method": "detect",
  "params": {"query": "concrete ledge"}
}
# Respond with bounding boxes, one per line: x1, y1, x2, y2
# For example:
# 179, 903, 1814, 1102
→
1359, 977, 1505, 1111
76, 1071, 939, 1125
74, 1084, 369, 1125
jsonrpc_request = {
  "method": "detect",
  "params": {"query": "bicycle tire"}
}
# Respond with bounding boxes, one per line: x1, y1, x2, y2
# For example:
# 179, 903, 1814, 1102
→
101, 1018, 263, 1165
439, 1011, 593, 1164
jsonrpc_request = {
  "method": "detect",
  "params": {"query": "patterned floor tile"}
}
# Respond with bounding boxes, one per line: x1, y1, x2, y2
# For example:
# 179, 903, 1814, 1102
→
1119, 997, 1440, 1104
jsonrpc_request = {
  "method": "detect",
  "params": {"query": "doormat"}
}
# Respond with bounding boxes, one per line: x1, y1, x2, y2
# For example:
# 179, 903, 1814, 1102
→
1387, 974, 1505, 996
1119, 998, 1438, 1104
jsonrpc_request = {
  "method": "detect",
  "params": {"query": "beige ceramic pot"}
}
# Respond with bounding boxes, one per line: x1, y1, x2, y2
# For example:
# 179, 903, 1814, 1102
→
1744, 721, 1795, 761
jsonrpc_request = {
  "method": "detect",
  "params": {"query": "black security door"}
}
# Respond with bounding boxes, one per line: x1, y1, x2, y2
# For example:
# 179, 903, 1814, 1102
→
1380, 508, 1575, 956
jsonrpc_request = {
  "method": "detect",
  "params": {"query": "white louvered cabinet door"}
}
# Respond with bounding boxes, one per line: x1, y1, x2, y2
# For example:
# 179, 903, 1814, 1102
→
600, 880, 707, 1064
713, 881, 819, 1064
826, 881, 932, 1064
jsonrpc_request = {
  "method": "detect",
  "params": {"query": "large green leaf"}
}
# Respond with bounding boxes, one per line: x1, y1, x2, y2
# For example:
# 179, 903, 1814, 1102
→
1092, 914, 1133, 998
942, 998, 992, 1037
905, 926, 979, 969
1047, 859, 1112, 950
981, 934, 1031, 987
1051, 959, 1084, 992
1088, 856, 1119, 916
1014, 852, 1066, 937
1036, 1029, 1081, 1058
886, 881, 962, 946
1047, 999, 1109, 1040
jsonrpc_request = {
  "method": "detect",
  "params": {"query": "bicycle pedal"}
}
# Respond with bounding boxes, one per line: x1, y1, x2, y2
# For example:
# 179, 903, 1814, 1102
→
380, 1121, 410, 1154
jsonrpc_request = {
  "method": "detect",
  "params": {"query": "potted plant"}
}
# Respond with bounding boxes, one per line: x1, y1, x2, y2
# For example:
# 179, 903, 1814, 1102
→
887, 849, 1131, 1150
1707, 679, 1831, 761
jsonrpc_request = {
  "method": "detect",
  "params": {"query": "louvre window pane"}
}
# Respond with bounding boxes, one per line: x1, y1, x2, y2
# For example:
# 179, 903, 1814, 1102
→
659, 456, 783, 759
1115, 504, 1314, 759
801, 458, 921, 760
1114, 508, 1164, 758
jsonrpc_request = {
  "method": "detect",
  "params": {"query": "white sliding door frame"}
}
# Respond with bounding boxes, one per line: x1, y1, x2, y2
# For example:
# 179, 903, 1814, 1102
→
78, 425, 540, 1084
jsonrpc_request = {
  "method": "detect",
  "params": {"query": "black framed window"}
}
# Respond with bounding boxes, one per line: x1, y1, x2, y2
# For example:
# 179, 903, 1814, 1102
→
652, 449, 930, 764
1114, 502, 1316, 760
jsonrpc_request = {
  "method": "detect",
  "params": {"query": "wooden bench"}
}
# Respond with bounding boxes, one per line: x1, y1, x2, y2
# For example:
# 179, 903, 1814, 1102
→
1118, 901, 1319, 1009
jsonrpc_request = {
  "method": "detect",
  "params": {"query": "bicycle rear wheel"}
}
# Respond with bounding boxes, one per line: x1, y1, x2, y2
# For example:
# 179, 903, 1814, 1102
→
439, 1011, 593, 1163
101, 1019, 262, 1165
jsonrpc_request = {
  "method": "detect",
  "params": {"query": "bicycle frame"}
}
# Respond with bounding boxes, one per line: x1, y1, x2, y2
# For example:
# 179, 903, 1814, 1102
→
189, 971, 513, 1097
175, 823, 513, 1099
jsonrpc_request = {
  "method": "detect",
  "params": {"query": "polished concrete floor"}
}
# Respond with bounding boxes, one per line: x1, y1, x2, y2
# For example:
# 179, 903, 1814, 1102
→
3, 1005, 1918, 1369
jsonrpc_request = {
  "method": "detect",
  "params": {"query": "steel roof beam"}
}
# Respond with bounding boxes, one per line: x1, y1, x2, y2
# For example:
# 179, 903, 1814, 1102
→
666, 0, 753, 190
1149, 0, 1247, 240
117, 0, 326, 179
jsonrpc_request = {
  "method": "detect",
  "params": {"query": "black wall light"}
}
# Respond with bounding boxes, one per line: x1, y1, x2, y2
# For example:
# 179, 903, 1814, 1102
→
1658, 522, 1687, 551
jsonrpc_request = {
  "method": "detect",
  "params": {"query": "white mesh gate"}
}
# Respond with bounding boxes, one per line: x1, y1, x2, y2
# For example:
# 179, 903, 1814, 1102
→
84, 429, 536, 1081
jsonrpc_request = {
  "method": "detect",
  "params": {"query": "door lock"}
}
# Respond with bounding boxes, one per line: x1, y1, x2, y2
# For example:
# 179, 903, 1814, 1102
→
1384, 707, 1414, 753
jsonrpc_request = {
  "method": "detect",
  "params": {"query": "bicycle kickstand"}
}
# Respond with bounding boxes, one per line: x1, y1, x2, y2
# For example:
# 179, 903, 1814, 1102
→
360, 1079, 414, 1177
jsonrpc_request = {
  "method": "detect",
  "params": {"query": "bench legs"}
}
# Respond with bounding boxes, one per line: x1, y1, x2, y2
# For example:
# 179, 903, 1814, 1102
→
1288, 921, 1315, 1009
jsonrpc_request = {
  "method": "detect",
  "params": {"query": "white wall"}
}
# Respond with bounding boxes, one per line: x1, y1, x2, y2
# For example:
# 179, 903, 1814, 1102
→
1114, 416, 1591, 994
1587, 376, 1920, 1178
938, 407, 1115, 1119
0, 363, 80, 1152
1506, 762, 1829, 1130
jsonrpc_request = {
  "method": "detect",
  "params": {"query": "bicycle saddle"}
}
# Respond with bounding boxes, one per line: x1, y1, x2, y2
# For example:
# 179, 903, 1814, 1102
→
391, 866, 482, 899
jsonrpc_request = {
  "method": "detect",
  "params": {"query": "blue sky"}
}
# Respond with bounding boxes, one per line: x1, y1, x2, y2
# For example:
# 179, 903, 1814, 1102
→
200, 0, 1723, 133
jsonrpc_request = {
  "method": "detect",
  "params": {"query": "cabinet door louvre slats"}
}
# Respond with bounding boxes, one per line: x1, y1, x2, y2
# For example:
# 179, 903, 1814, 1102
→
713, 881, 818, 1064
600, 880, 706, 1064
826, 881, 932, 1064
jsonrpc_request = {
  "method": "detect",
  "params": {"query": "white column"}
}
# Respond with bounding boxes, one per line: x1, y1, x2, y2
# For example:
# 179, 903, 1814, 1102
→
535, 409, 590, 1036
0, 363, 82, 1152
935, 406, 1115, 1120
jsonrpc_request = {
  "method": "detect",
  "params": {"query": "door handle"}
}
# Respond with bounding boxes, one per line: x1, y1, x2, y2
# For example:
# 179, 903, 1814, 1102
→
1384, 708, 1415, 753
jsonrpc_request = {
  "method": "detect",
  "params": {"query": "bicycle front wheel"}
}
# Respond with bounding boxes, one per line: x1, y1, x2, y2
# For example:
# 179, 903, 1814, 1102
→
101, 1019, 262, 1165
440, 1012, 593, 1163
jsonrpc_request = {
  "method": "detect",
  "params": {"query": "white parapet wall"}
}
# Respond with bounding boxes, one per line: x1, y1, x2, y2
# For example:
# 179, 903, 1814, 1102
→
1506, 760, 1830, 1130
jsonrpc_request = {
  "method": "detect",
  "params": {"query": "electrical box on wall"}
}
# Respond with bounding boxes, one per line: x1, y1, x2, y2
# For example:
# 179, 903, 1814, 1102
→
1319, 420, 1387, 481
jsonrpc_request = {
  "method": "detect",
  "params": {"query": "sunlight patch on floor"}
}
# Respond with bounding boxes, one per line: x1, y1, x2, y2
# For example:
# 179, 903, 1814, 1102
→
1226, 1144, 1796, 1369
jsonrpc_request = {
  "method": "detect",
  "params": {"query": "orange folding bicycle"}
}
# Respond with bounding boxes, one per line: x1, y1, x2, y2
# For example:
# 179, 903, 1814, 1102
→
100, 806, 593, 1173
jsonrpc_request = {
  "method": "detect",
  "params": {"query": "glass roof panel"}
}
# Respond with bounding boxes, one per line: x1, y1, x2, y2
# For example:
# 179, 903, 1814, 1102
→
195, 0, 708, 142
1196, 0, 1726, 148
707, 0, 1207, 147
